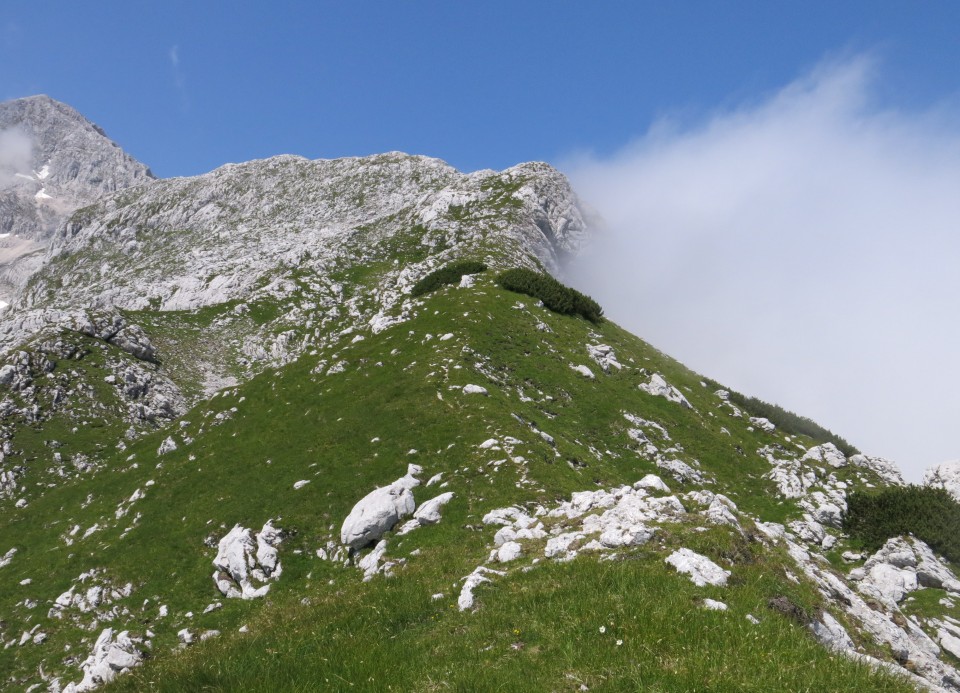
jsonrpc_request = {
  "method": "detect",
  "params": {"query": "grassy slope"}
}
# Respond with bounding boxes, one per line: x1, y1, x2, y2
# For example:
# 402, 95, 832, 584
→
1, 274, 913, 692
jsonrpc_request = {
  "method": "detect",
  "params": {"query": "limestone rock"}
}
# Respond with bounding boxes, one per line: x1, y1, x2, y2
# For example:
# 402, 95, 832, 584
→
458, 565, 505, 611
340, 482, 416, 550
497, 541, 523, 563
570, 364, 595, 379
212, 520, 283, 599
586, 344, 622, 372
639, 373, 692, 408
801, 443, 846, 469
849, 454, 905, 486
357, 539, 389, 581
665, 548, 730, 587
702, 599, 728, 611
852, 537, 960, 606
749, 417, 776, 433
412, 491, 454, 525
938, 627, 960, 660
924, 460, 960, 502
62, 628, 146, 692
810, 612, 855, 652
157, 437, 177, 456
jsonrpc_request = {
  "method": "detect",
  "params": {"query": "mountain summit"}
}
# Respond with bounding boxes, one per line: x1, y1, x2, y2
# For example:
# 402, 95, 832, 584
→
0, 98, 958, 693
0, 95, 153, 303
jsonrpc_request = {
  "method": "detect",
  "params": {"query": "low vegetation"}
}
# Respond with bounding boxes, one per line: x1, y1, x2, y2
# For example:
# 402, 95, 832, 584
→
705, 379, 858, 456
844, 486, 960, 563
496, 267, 603, 323
410, 260, 487, 297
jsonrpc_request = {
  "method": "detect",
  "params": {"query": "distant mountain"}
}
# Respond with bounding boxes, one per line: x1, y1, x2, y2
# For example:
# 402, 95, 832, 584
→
0, 98, 958, 693
0, 95, 153, 304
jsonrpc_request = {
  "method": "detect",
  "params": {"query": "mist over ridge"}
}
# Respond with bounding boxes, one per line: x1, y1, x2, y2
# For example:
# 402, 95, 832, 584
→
563, 56, 960, 482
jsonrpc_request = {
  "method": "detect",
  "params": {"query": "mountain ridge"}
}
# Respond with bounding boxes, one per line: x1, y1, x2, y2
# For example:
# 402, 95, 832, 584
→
0, 96, 958, 693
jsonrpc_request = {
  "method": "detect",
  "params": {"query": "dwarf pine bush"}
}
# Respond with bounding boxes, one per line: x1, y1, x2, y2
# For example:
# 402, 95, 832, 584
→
844, 486, 960, 563
410, 260, 487, 297
704, 379, 859, 456
496, 267, 603, 323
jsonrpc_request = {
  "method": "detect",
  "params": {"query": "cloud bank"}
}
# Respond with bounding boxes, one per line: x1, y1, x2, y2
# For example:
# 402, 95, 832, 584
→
564, 56, 960, 482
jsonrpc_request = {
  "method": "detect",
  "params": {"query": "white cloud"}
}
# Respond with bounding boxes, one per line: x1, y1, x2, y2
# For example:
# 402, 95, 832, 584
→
0, 127, 33, 189
564, 55, 960, 482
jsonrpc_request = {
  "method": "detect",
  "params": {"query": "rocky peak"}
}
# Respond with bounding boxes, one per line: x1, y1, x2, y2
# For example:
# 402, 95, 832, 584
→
0, 95, 154, 304
0, 95, 153, 212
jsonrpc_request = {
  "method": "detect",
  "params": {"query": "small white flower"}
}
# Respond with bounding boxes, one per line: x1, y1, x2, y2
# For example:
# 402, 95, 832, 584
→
599, 626, 606, 634
616, 639, 623, 646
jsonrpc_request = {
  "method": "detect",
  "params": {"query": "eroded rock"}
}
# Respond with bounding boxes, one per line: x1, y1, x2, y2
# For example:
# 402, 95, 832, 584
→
212, 520, 283, 599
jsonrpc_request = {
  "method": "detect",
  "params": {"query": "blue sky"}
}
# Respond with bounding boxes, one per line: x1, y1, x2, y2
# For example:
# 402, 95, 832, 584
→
2, 3, 958, 177
3, 3, 959, 479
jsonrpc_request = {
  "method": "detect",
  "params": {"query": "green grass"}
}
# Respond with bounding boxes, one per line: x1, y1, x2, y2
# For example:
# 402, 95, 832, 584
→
0, 274, 925, 692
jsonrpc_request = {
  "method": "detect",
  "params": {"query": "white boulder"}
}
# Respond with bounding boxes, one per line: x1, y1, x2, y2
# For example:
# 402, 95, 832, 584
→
412, 492, 455, 524
357, 539, 390, 581
664, 548, 730, 587
749, 417, 776, 433
570, 364, 595, 379
801, 443, 846, 468
212, 520, 283, 599
587, 344, 622, 372
852, 537, 960, 605
157, 436, 177, 455
634, 474, 671, 494
639, 373, 692, 408
340, 482, 416, 549
62, 628, 145, 692
462, 384, 488, 395
497, 541, 523, 563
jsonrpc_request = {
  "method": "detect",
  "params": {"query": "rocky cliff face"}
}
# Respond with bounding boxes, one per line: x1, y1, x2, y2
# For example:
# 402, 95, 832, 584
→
0, 95, 154, 303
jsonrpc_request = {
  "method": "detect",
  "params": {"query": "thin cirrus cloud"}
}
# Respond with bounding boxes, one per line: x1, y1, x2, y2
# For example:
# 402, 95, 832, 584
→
169, 44, 188, 111
563, 55, 960, 482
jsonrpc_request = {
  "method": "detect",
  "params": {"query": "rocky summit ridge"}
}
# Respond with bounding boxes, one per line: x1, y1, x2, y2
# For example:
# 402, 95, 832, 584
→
0, 97, 958, 692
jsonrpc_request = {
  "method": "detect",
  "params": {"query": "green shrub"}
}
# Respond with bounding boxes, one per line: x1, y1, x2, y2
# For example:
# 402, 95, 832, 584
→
496, 267, 604, 323
844, 486, 960, 563
410, 260, 487, 297
704, 379, 858, 455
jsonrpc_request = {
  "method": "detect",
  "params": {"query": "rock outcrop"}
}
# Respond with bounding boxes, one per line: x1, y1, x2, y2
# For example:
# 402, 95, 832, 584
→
61, 628, 146, 692
340, 465, 421, 549
212, 521, 283, 599
639, 373, 692, 409
925, 460, 960, 502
